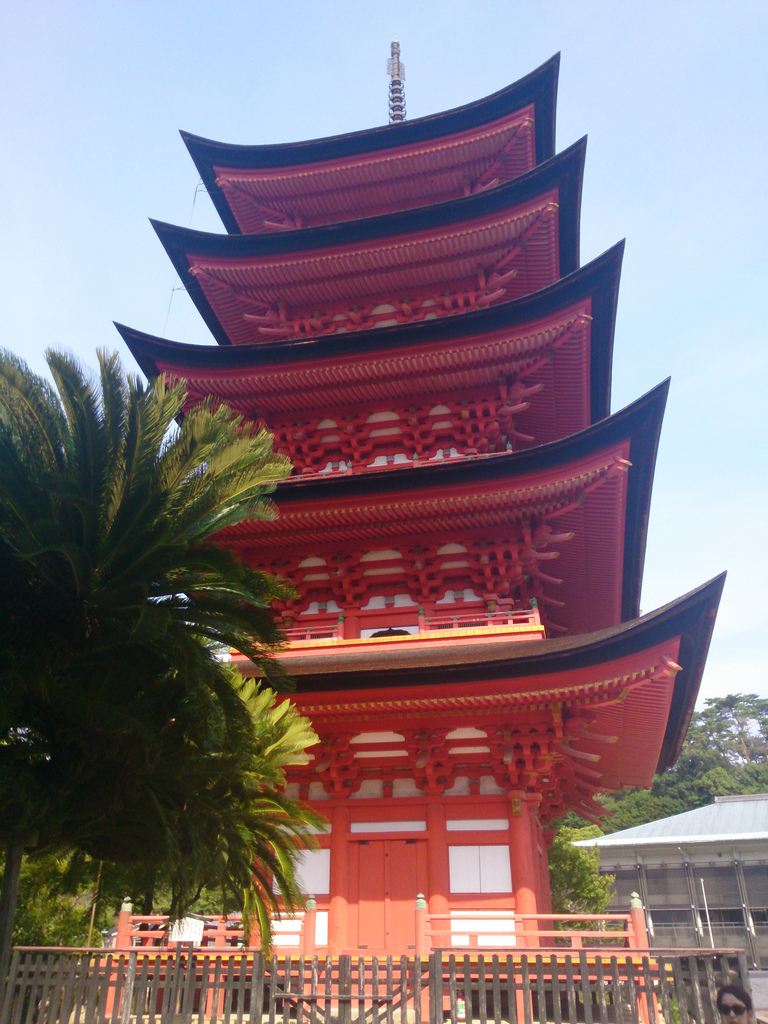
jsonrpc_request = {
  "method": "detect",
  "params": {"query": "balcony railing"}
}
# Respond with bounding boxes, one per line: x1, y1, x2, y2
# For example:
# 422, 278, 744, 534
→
281, 607, 545, 647
110, 898, 671, 958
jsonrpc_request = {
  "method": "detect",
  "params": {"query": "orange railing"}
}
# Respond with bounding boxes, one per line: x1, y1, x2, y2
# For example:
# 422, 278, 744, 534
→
115, 899, 319, 956
281, 606, 544, 645
421, 608, 542, 632
116, 897, 647, 959
415, 899, 650, 955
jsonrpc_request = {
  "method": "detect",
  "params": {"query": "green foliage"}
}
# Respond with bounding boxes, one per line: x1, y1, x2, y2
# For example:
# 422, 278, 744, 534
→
0, 850, 93, 947
602, 694, 768, 833
548, 825, 615, 916
0, 348, 320, 946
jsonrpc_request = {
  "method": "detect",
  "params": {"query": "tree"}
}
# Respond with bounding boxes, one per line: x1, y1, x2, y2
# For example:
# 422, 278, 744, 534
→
0, 849, 95, 949
0, 348, 319, 963
548, 824, 615, 917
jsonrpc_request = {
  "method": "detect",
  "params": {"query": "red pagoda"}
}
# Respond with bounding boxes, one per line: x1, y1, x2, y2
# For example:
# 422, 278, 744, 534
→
118, 51, 724, 956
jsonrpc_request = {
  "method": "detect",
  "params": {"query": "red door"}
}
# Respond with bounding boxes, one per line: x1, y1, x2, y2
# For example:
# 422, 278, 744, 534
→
352, 838, 426, 952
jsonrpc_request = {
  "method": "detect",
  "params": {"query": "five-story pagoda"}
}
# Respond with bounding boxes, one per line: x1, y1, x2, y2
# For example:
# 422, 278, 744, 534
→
120, 49, 724, 956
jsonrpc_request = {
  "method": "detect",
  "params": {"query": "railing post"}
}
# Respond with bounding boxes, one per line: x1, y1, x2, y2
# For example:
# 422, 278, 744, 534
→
337, 613, 345, 640
415, 893, 427, 957
418, 606, 426, 633
304, 896, 317, 957
630, 892, 650, 948
115, 898, 133, 948
737, 950, 752, 993
215, 914, 228, 947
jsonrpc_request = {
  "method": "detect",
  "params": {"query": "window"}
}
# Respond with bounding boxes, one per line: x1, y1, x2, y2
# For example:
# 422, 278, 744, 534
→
294, 849, 331, 895
650, 909, 697, 948
697, 866, 741, 909
644, 867, 691, 908
743, 865, 768, 909
449, 845, 512, 893
608, 869, 640, 910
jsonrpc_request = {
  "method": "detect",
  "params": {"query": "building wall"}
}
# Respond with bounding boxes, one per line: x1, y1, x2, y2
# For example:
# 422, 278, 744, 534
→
284, 780, 545, 953
600, 840, 768, 967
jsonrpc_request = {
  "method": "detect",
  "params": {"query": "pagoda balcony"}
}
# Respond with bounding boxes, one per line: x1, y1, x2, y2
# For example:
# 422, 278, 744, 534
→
275, 606, 545, 656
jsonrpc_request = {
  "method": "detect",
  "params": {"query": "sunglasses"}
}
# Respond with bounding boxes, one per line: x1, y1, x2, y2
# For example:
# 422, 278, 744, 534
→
720, 1006, 747, 1017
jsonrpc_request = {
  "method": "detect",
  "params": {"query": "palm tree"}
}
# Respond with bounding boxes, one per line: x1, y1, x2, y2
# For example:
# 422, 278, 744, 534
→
0, 348, 318, 964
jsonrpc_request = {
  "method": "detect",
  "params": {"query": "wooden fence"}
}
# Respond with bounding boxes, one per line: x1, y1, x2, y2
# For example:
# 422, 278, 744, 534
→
0, 946, 750, 1024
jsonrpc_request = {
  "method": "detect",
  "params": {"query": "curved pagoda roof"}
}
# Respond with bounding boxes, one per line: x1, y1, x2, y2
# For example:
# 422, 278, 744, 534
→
182, 55, 559, 234
153, 139, 585, 347
224, 382, 668, 637
117, 242, 623, 452
262, 574, 725, 805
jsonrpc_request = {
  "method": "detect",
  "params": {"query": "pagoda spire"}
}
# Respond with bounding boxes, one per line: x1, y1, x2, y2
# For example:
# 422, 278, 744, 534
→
387, 39, 406, 123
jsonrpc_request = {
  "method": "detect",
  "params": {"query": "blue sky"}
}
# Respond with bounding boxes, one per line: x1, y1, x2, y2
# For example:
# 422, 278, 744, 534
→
2, 1, 766, 703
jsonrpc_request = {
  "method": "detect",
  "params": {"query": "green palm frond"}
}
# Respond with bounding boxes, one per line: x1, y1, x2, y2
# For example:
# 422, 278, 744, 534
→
0, 347, 318, 948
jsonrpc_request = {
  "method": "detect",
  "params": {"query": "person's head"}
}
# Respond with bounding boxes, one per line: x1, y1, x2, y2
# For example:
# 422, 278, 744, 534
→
717, 985, 753, 1022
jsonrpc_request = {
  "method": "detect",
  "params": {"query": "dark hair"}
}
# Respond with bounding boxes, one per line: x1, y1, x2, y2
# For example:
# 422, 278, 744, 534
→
717, 985, 753, 1014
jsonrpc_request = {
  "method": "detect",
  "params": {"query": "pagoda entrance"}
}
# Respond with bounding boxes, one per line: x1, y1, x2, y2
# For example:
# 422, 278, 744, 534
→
349, 838, 427, 953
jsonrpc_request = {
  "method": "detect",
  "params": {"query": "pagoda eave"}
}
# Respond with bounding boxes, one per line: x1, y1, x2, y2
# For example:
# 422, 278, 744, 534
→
263, 574, 723, 683
117, 239, 623, 433
225, 383, 666, 636
182, 55, 559, 234
153, 139, 585, 347
242, 573, 725, 785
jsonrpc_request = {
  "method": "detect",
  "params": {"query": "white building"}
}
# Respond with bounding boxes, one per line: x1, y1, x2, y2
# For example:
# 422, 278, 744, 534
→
575, 794, 768, 967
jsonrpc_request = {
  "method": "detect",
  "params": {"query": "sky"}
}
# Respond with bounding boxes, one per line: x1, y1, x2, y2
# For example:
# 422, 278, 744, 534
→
1, 1, 766, 704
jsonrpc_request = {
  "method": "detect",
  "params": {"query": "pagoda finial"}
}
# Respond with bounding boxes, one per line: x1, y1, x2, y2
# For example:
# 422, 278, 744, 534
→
387, 39, 406, 123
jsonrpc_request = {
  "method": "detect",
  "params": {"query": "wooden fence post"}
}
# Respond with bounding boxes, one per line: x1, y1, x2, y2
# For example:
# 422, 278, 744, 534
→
429, 952, 441, 1024
304, 896, 317, 957
211, 915, 228, 1020
120, 951, 137, 1024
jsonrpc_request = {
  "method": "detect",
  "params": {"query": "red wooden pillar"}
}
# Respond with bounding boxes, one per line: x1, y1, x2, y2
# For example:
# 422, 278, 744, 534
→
328, 804, 350, 953
508, 793, 540, 945
426, 802, 451, 949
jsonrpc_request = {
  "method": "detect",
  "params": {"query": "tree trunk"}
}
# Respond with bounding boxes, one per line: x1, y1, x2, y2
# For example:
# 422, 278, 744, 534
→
141, 870, 156, 916
0, 841, 24, 997
86, 860, 104, 947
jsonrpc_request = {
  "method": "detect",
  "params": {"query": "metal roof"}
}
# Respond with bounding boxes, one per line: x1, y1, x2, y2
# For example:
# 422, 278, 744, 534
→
574, 794, 768, 848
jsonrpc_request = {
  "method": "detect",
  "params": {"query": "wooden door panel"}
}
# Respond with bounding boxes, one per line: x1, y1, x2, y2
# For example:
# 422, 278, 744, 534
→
354, 838, 427, 952
387, 839, 419, 950
357, 840, 386, 949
